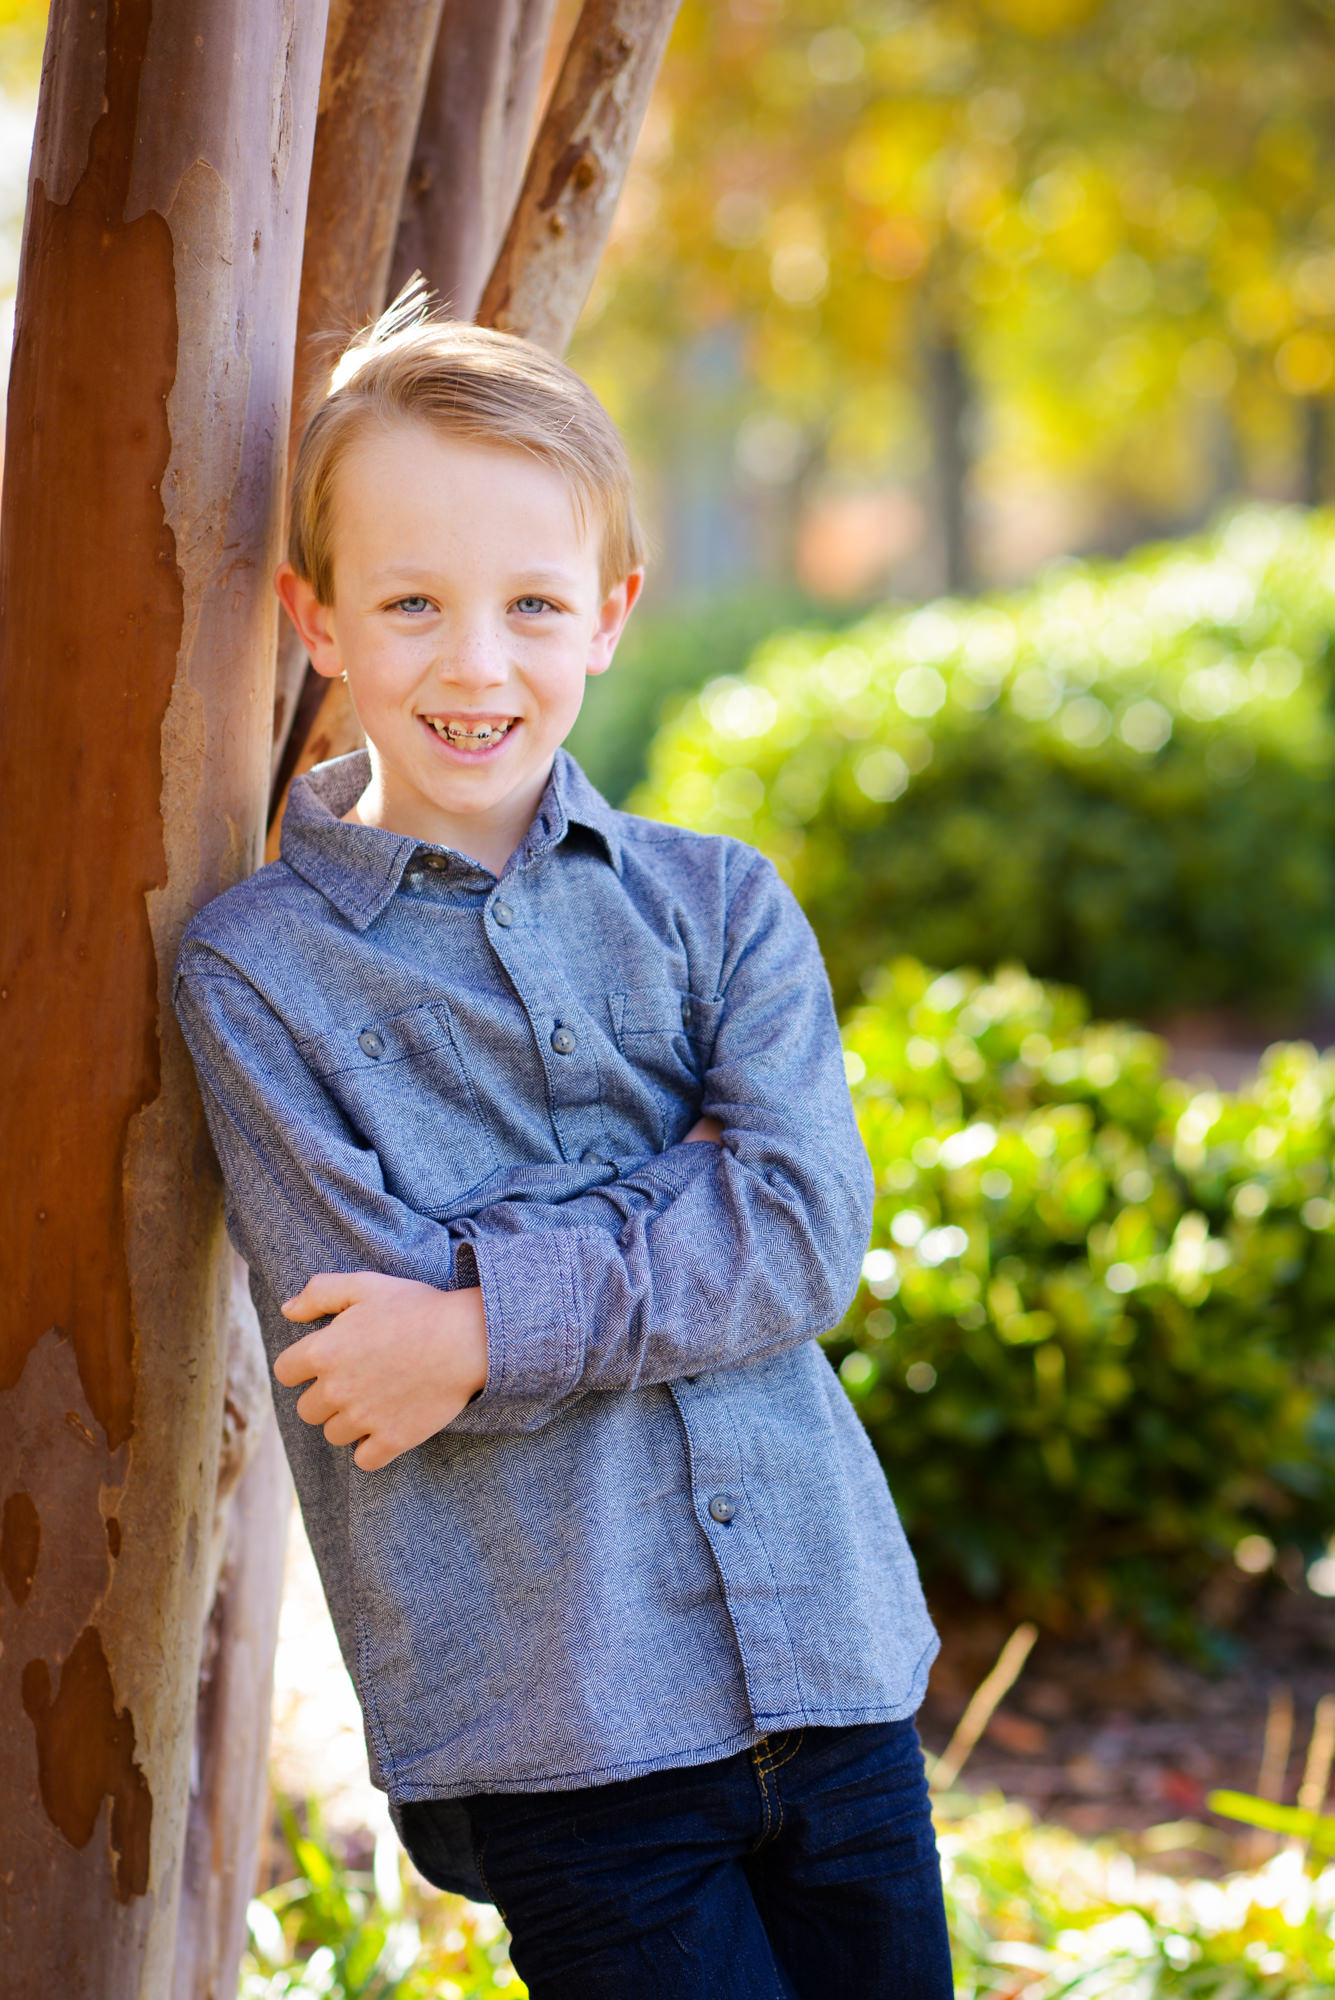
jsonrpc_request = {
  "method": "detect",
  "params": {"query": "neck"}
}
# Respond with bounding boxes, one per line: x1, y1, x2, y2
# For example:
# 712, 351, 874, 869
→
346, 756, 553, 878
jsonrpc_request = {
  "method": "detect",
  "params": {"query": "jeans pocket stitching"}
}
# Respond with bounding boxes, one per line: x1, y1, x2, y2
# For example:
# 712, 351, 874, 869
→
750, 1740, 775, 1851
472, 1826, 506, 1923
767, 1728, 805, 1776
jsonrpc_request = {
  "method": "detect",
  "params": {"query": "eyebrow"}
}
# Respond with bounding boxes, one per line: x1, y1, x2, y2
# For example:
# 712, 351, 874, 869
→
366, 564, 585, 588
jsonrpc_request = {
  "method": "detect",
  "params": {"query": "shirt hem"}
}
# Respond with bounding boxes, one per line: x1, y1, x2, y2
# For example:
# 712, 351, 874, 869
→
380, 1684, 936, 1804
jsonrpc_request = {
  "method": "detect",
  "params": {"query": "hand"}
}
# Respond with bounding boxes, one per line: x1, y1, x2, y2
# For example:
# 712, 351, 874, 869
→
684, 1115, 724, 1143
275, 1272, 489, 1471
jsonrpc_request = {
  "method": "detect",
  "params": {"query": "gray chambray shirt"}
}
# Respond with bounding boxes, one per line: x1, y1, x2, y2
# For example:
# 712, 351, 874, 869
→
173, 747, 937, 1893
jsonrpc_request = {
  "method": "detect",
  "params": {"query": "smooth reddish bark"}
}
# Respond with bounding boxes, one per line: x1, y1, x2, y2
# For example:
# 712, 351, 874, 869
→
0, 1, 326, 1991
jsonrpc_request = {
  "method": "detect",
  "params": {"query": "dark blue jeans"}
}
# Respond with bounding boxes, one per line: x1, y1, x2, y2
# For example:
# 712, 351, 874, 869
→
446, 1721, 953, 1998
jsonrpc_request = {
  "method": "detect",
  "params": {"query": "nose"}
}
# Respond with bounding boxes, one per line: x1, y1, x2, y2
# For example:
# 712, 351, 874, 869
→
435, 614, 509, 695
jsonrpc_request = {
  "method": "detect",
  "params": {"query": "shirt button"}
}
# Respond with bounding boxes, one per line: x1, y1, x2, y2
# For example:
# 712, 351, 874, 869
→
492, 899, 514, 927
708, 1494, 736, 1524
358, 1030, 385, 1058
551, 1026, 578, 1055
681, 996, 694, 1030
581, 1146, 612, 1165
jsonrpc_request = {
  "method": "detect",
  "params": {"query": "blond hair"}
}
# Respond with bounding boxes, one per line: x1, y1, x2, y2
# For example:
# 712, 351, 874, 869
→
288, 289, 645, 603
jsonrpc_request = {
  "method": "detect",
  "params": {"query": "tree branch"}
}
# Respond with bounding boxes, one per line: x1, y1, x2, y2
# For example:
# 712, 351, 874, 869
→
478, 0, 682, 353
390, 0, 560, 322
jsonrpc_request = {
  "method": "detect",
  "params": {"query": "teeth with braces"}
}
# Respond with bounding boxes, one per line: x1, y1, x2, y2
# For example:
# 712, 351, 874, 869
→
426, 717, 514, 745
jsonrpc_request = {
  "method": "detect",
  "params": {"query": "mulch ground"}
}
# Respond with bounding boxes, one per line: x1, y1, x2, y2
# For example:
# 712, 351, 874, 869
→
917, 1579, 1335, 1869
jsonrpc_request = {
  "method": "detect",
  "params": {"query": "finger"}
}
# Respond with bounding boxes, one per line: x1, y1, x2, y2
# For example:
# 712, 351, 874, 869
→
293, 1382, 337, 1428
273, 1334, 323, 1389
323, 1410, 370, 1449
281, 1272, 367, 1321
354, 1433, 403, 1472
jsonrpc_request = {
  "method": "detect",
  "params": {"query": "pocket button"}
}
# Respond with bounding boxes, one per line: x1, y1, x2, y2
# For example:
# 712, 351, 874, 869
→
358, 1030, 385, 1058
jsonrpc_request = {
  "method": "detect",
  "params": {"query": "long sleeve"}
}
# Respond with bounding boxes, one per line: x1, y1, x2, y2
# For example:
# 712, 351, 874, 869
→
173, 960, 719, 1315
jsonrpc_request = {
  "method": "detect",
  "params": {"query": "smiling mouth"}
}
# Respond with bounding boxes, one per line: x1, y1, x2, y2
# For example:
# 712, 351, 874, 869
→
421, 715, 517, 750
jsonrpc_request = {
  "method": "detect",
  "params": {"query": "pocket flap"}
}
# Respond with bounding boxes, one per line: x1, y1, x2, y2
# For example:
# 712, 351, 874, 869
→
611, 986, 724, 1044
295, 1002, 457, 1079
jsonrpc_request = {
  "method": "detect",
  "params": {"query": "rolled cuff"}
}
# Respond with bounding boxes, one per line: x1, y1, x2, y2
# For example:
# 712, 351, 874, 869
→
447, 1230, 587, 1434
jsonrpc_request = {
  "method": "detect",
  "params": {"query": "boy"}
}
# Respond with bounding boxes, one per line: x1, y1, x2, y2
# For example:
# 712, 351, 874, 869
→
173, 308, 951, 1997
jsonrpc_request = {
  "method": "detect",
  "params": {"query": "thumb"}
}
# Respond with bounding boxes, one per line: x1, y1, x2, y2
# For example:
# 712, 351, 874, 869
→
281, 1271, 366, 1322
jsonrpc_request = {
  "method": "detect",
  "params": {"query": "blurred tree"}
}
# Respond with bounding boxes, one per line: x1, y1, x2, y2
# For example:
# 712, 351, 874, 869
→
573, 0, 1335, 594
0, 0, 48, 86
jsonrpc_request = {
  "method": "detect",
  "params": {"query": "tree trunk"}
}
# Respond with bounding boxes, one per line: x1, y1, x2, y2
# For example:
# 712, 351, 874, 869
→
479, 0, 682, 351
173, 1262, 292, 2000
923, 323, 974, 597
390, 0, 560, 322
0, 3, 327, 1994
270, 0, 448, 797
274, 0, 682, 804
1301, 395, 1328, 508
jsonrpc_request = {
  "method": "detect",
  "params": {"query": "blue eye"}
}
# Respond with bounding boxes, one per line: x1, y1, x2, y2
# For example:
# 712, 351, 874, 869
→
395, 596, 431, 614
514, 595, 553, 615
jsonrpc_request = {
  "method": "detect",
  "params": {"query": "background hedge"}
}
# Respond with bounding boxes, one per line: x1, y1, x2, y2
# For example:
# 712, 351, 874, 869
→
631, 507, 1335, 1024
826, 958, 1335, 1641
565, 582, 859, 807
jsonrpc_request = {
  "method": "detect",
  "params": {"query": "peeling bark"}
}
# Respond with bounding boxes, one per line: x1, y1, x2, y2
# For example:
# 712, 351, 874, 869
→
478, 0, 682, 352
0, 1, 327, 1992
172, 1265, 291, 2000
22, 1626, 153, 1905
1, 1492, 41, 1606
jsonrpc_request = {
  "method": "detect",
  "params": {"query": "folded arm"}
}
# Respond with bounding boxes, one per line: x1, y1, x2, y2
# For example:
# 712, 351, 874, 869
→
174, 853, 872, 1453
448, 856, 871, 1433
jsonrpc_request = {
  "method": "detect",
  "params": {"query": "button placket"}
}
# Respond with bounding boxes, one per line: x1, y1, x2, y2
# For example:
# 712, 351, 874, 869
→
490, 898, 609, 1163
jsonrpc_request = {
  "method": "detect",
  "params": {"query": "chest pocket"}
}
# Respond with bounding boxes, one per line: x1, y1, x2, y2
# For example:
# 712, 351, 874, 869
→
296, 1002, 498, 1217
610, 986, 725, 1133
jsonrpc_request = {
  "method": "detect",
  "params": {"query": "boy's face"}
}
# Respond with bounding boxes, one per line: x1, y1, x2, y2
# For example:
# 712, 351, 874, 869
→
277, 421, 640, 870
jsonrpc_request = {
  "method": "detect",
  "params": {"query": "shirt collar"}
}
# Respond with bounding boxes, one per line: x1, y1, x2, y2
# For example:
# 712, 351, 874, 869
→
280, 747, 621, 931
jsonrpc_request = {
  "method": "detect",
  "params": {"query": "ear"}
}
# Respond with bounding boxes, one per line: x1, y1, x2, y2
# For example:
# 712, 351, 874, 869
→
275, 562, 344, 680
586, 568, 644, 678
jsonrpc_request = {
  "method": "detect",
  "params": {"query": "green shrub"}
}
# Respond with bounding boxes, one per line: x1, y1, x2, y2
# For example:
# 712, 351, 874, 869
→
241, 1799, 523, 1998
566, 582, 860, 805
826, 958, 1335, 1640
633, 507, 1335, 1022
940, 1798, 1335, 1994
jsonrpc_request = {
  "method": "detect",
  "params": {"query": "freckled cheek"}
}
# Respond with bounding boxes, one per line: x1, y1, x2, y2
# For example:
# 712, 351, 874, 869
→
358, 642, 439, 699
